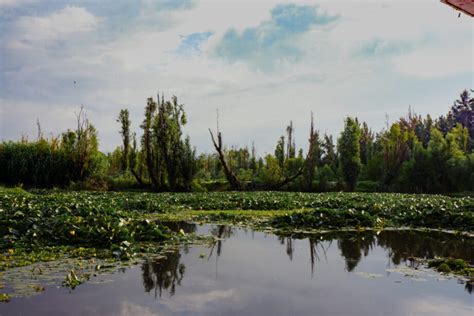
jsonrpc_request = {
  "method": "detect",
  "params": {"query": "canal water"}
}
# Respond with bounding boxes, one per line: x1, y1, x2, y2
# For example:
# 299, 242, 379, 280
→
1, 225, 472, 315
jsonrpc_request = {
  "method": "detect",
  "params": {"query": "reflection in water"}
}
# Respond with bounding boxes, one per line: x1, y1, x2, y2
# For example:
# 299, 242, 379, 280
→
278, 236, 331, 275
338, 234, 376, 272
285, 230, 473, 269
308, 238, 330, 275
141, 227, 473, 298
141, 223, 196, 298
142, 249, 186, 298
465, 282, 472, 294
208, 225, 235, 258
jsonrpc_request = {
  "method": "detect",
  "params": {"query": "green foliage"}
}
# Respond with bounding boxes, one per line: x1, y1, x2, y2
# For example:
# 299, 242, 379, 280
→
355, 180, 380, 192
315, 165, 337, 192
2, 90, 474, 194
275, 136, 285, 168
428, 258, 469, 274
0, 140, 75, 187
271, 192, 474, 231
395, 125, 473, 193
381, 123, 412, 188
0, 107, 102, 189
338, 117, 362, 191
0, 189, 170, 252
256, 155, 283, 187
360, 153, 384, 181
437, 263, 451, 273
117, 109, 131, 172
139, 95, 197, 191
0, 293, 10, 303
63, 269, 84, 289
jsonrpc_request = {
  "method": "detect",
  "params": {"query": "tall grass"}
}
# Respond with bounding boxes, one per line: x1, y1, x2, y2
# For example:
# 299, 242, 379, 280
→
0, 140, 78, 187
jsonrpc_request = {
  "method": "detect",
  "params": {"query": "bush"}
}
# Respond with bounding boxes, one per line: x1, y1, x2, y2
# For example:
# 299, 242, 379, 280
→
356, 180, 381, 192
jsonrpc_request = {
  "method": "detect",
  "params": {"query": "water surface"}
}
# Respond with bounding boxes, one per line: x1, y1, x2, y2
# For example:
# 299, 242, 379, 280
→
1, 225, 472, 316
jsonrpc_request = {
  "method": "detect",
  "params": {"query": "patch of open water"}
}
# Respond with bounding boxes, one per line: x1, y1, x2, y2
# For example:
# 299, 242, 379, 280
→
1, 225, 472, 316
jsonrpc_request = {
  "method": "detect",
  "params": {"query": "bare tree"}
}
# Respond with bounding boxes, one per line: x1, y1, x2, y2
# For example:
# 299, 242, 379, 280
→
209, 112, 319, 191
209, 127, 242, 190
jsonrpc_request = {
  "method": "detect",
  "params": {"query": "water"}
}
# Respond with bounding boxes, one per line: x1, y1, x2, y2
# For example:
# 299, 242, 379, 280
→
1, 225, 472, 316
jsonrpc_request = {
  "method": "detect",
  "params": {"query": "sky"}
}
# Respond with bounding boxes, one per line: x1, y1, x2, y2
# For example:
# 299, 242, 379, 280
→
0, 0, 472, 154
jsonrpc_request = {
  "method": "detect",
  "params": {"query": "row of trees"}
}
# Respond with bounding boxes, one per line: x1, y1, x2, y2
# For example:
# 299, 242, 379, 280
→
186, 89, 474, 193
1, 89, 473, 193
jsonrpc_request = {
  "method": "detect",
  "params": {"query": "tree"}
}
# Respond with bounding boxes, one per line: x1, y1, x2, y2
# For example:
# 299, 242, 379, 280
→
322, 134, 337, 171
338, 117, 361, 191
451, 89, 474, 147
139, 94, 196, 191
275, 136, 285, 168
154, 95, 193, 190
381, 123, 412, 188
117, 109, 131, 172
129, 132, 144, 185
61, 106, 99, 180
359, 122, 374, 165
257, 155, 283, 187
141, 97, 159, 188
286, 121, 296, 159
209, 128, 242, 191
304, 113, 321, 191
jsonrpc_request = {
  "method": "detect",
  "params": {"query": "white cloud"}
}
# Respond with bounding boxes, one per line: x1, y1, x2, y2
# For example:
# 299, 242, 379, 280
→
403, 295, 473, 316
392, 41, 473, 79
8, 6, 98, 48
0, 1, 472, 153
160, 289, 238, 312
0, 0, 37, 7
119, 301, 160, 316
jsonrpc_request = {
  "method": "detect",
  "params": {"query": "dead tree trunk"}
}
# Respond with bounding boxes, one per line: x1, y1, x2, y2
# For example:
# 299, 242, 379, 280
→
209, 113, 318, 191
209, 129, 242, 191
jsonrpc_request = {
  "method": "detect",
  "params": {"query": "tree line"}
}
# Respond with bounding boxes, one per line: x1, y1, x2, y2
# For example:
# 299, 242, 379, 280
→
1, 89, 473, 193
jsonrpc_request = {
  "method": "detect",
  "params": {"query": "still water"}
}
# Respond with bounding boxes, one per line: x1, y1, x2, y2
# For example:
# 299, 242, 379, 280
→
1, 225, 473, 316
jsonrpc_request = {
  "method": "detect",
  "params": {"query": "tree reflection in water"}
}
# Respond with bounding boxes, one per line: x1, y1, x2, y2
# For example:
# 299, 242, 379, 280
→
208, 225, 235, 258
337, 233, 376, 272
278, 235, 331, 275
280, 229, 473, 292
142, 249, 186, 299
141, 222, 196, 298
141, 225, 473, 297
141, 224, 235, 298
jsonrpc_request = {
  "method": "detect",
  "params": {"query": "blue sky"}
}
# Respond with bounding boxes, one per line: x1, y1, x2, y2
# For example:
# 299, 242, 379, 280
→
0, 0, 472, 153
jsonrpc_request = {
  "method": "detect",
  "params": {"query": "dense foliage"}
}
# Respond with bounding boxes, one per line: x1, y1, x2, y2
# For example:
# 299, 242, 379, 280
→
0, 108, 103, 188
1, 189, 472, 235
1, 89, 473, 193
338, 117, 362, 191
0, 189, 170, 253
271, 193, 474, 231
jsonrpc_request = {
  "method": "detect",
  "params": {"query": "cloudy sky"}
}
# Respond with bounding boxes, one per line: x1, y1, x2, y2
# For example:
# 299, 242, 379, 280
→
0, 0, 472, 154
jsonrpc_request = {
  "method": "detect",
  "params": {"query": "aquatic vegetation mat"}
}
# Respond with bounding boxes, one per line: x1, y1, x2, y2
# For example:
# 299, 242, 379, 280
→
1, 188, 473, 301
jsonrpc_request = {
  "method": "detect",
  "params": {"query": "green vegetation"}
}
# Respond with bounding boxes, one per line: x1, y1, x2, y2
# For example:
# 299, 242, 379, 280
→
270, 196, 473, 232
0, 293, 10, 303
428, 258, 473, 277
0, 189, 170, 253
1, 89, 473, 300
1, 89, 473, 194
2, 189, 472, 237
0, 188, 472, 300
0, 107, 103, 189
338, 117, 362, 191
